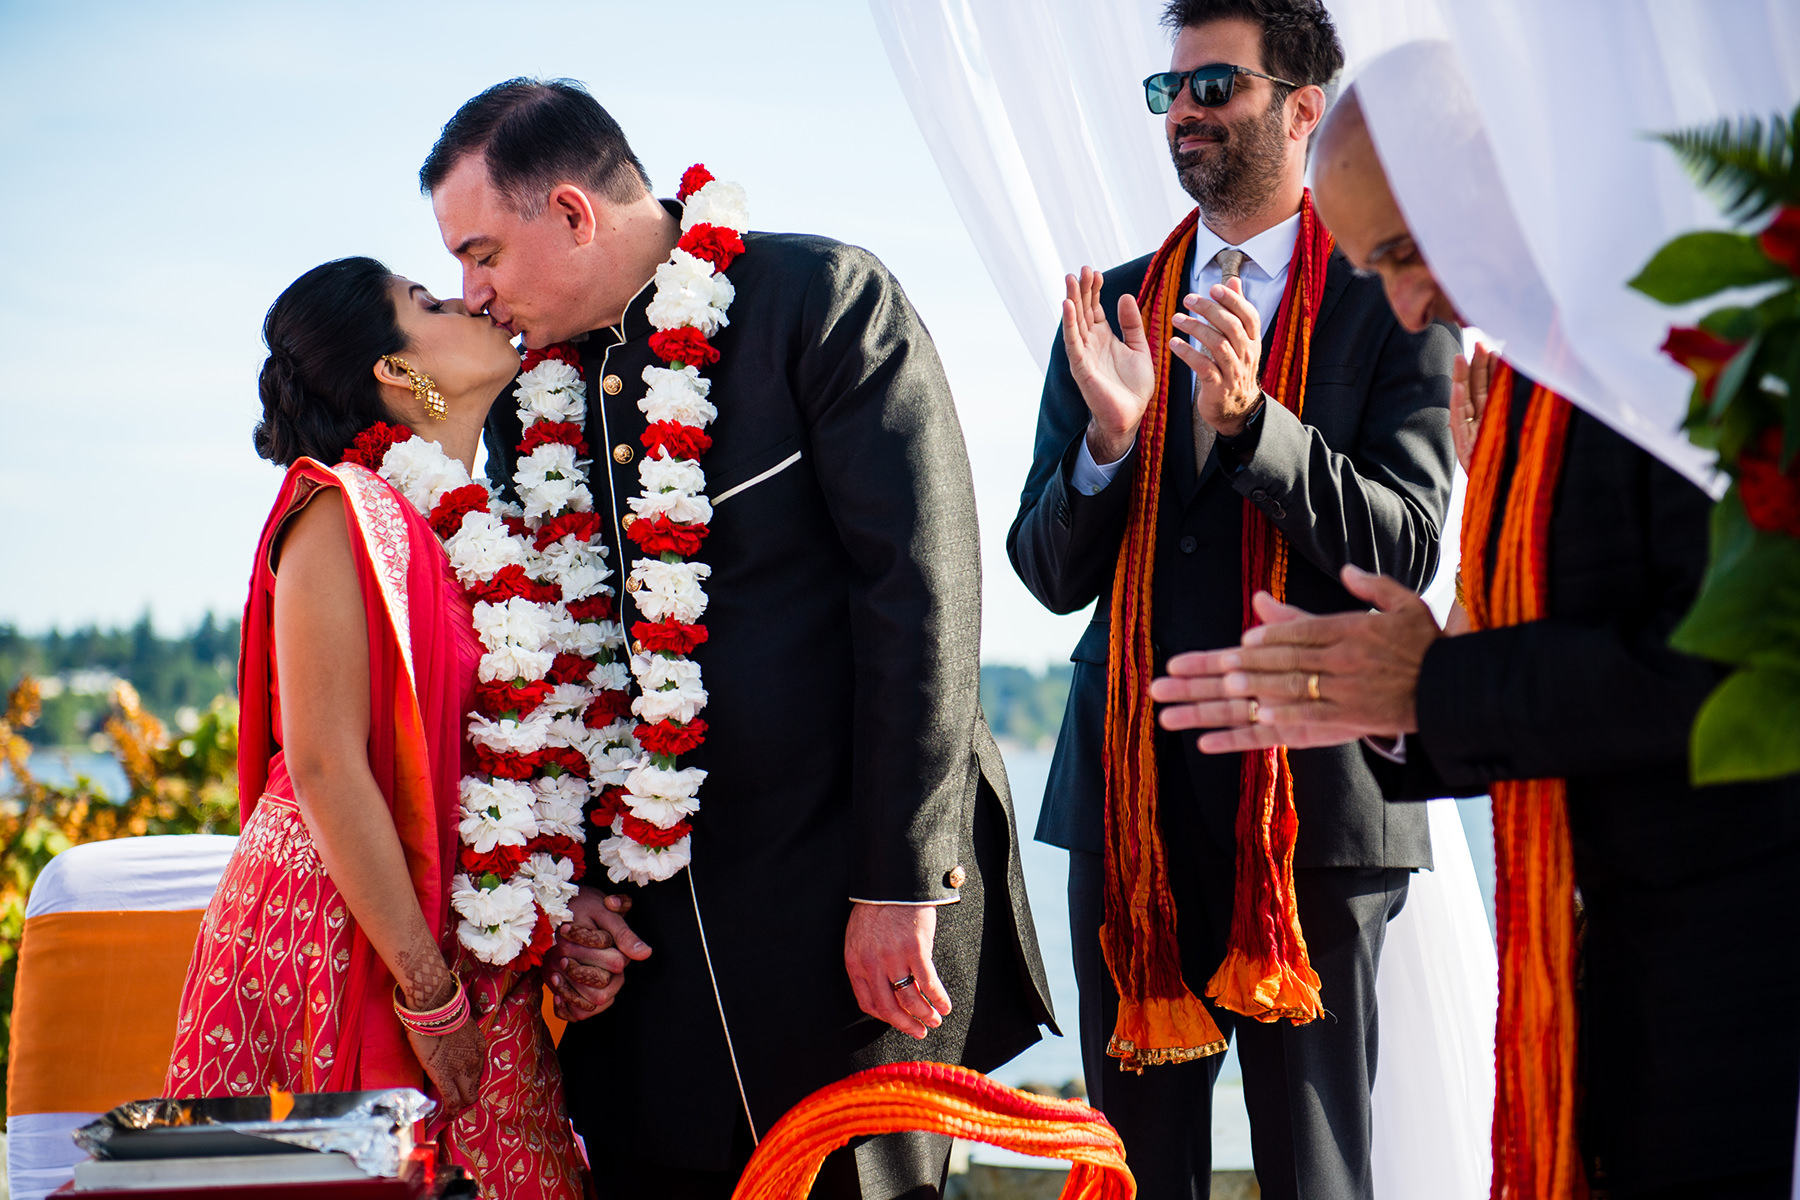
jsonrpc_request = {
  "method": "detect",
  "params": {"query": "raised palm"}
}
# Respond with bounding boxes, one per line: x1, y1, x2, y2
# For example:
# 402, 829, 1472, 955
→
1062, 267, 1155, 462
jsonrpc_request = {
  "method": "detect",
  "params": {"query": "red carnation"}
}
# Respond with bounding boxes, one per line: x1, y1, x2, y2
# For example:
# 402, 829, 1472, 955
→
467, 564, 559, 605
567, 593, 616, 623
584, 688, 634, 727
528, 833, 585, 862
627, 515, 710, 557
621, 813, 691, 849
642, 420, 714, 461
589, 785, 628, 827
521, 344, 583, 374
518, 420, 588, 457
460, 841, 528, 879
429, 483, 491, 541
509, 908, 557, 971
475, 744, 538, 780
636, 718, 708, 758
633, 619, 710, 656
1759, 207, 1800, 275
547, 652, 593, 686
502, 514, 530, 539
341, 421, 413, 470
538, 745, 592, 780
649, 327, 720, 367
1661, 326, 1746, 400
677, 223, 746, 272
475, 677, 555, 721
677, 164, 715, 202
535, 511, 602, 551
1738, 426, 1800, 537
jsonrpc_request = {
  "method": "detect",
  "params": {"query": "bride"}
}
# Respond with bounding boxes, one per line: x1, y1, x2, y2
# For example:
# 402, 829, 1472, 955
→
164, 256, 595, 1199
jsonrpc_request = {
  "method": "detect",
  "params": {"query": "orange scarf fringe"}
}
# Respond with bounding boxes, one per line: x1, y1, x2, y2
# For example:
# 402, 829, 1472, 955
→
1100, 194, 1333, 1072
1461, 362, 1585, 1200
729, 1062, 1135, 1200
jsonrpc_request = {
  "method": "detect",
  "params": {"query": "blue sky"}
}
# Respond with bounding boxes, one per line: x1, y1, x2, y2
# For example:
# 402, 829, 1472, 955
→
0, 0, 1090, 666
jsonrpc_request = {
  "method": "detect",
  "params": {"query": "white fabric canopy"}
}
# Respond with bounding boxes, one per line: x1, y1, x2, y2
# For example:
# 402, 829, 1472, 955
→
870, 0, 1800, 487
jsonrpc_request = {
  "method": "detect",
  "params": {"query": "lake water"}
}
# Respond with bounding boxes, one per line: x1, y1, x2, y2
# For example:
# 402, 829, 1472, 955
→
988, 746, 1498, 1172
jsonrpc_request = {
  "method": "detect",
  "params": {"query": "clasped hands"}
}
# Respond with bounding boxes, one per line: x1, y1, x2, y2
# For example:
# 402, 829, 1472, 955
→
545, 891, 950, 1041
1150, 564, 1443, 752
1061, 265, 1266, 464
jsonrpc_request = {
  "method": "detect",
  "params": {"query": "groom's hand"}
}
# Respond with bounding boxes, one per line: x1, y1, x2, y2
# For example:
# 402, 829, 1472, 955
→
844, 902, 951, 1040
548, 888, 652, 1021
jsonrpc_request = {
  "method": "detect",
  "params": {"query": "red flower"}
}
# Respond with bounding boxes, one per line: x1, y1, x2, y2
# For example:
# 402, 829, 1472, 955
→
547, 652, 593, 686
467, 564, 559, 605
429, 483, 491, 541
627, 515, 710, 557
584, 688, 634, 728
677, 223, 745, 272
525, 834, 586, 881
589, 785, 628, 827
633, 619, 710, 655
510, 908, 557, 971
1738, 426, 1800, 537
341, 421, 413, 470
642, 420, 714, 461
535, 511, 601, 550
636, 718, 708, 757
677, 164, 715, 202
538, 745, 591, 780
567, 593, 616, 623
521, 344, 583, 375
1661, 326, 1746, 400
518, 420, 588, 457
502, 514, 530, 539
621, 813, 691, 849
460, 841, 528, 879
476, 744, 538, 780
649, 327, 720, 367
1759, 207, 1800, 275
475, 677, 554, 721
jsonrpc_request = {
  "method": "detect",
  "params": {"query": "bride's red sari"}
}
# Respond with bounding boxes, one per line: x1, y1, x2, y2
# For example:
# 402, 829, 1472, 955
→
165, 459, 586, 1200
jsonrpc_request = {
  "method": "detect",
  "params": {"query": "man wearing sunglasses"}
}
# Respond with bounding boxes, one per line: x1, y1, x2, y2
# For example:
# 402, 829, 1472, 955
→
1007, 2, 1456, 1198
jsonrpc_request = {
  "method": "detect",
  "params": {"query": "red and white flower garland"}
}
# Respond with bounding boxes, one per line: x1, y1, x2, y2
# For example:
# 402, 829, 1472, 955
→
342, 338, 627, 967
585, 163, 749, 887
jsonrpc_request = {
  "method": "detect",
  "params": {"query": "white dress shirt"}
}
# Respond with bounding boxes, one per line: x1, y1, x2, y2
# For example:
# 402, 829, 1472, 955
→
1070, 211, 1303, 495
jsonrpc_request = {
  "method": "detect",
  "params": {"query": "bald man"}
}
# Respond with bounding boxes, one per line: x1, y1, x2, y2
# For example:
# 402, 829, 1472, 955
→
1152, 90, 1800, 1199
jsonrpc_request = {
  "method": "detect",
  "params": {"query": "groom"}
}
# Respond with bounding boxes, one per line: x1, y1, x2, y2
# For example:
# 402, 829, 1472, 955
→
420, 79, 1053, 1199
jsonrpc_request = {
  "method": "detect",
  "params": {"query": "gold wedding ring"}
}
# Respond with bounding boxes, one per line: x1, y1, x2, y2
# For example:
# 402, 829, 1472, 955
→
1306, 673, 1322, 702
1247, 699, 1260, 725
890, 974, 916, 992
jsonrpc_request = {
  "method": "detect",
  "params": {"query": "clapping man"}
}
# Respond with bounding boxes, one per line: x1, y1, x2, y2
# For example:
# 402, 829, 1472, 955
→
1006, 3, 1455, 1195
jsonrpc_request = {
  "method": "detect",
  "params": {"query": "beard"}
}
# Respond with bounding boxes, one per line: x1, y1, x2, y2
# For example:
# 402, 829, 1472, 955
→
1169, 94, 1290, 225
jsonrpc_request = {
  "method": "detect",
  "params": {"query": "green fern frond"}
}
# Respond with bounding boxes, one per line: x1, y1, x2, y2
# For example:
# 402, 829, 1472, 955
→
1658, 103, 1800, 222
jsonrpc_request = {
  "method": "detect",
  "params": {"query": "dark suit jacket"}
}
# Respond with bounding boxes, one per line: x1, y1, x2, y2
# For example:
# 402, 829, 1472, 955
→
1008, 242, 1455, 890
484, 221, 1054, 1169
1369, 380, 1800, 1194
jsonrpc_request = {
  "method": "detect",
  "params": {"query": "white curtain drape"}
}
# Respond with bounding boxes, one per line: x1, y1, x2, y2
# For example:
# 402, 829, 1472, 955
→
871, 0, 1800, 487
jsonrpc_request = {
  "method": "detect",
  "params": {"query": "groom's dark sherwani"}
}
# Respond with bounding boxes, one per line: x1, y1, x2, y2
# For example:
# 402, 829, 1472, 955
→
483, 209, 1054, 1194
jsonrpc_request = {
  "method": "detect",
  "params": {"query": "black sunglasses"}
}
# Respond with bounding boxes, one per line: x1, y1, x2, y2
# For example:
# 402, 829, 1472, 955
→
1143, 63, 1300, 114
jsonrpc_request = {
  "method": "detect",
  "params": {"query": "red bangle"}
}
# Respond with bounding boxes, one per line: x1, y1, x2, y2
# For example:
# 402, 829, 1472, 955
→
393, 977, 470, 1037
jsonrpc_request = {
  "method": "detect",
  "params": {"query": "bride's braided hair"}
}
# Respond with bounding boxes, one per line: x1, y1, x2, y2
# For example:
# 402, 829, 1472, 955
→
254, 257, 407, 467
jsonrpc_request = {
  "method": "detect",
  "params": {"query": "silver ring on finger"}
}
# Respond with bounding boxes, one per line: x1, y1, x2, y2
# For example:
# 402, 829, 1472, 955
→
890, 974, 916, 992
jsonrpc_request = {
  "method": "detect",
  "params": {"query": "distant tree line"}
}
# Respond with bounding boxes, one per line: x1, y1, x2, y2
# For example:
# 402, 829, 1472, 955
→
980, 663, 1073, 752
0, 614, 240, 746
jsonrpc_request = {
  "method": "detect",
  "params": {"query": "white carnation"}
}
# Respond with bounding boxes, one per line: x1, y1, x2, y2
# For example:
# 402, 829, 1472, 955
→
516, 444, 592, 521
468, 710, 554, 756
472, 597, 556, 654
628, 488, 714, 525
645, 250, 736, 337
531, 777, 589, 840
623, 761, 706, 828
542, 683, 592, 719
589, 659, 631, 693
515, 360, 585, 428
477, 644, 555, 684
446, 511, 529, 585
457, 778, 538, 853
518, 853, 579, 925
681, 180, 750, 234
381, 438, 473, 512
452, 875, 539, 965
630, 558, 712, 624
639, 452, 707, 496
588, 727, 641, 785
639, 365, 719, 428
597, 830, 693, 886
538, 540, 612, 600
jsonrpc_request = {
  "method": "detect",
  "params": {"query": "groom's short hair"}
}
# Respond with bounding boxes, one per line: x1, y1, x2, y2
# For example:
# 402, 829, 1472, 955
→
420, 78, 651, 215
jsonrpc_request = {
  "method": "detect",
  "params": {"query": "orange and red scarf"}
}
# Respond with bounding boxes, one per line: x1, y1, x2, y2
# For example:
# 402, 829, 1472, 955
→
1462, 362, 1585, 1200
1100, 191, 1333, 1070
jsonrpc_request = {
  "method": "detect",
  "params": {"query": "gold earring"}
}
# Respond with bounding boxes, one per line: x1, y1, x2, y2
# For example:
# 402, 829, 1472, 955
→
383, 355, 447, 421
